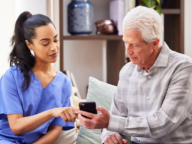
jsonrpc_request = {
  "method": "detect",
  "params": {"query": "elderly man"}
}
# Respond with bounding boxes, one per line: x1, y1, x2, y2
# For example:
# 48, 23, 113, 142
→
78, 6, 192, 144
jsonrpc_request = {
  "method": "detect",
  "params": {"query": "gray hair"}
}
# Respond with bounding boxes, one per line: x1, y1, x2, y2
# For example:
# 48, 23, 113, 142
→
123, 6, 164, 48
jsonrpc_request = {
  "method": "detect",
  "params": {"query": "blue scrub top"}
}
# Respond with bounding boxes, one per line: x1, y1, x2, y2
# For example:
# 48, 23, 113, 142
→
0, 66, 74, 144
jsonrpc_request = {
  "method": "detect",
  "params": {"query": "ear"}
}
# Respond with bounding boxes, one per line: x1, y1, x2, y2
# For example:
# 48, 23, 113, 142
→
152, 38, 160, 50
25, 40, 33, 51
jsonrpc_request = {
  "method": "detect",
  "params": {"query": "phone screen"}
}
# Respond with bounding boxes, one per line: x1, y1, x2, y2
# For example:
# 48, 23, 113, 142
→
79, 102, 97, 119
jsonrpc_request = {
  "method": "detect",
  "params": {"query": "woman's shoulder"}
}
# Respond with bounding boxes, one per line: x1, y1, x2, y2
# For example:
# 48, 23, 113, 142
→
57, 70, 71, 86
0, 66, 24, 88
3, 65, 22, 79
55, 70, 72, 95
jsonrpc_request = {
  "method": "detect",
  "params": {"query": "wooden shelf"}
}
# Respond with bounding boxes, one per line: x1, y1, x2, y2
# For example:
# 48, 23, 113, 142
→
63, 35, 123, 40
162, 9, 181, 14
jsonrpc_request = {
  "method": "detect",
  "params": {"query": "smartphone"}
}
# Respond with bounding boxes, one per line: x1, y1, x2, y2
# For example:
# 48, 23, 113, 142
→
79, 102, 97, 119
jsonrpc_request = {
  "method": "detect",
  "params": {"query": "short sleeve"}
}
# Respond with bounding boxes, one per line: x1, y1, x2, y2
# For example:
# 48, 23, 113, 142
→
0, 70, 23, 119
51, 77, 75, 129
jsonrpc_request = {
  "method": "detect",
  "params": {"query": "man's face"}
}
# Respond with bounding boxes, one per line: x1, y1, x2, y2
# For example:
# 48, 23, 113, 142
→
123, 29, 155, 67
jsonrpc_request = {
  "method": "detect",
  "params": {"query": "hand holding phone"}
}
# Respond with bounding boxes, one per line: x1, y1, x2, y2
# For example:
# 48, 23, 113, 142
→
79, 102, 97, 119
78, 105, 110, 129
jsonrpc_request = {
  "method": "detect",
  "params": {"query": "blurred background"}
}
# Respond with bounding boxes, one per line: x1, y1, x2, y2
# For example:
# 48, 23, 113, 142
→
0, 0, 192, 99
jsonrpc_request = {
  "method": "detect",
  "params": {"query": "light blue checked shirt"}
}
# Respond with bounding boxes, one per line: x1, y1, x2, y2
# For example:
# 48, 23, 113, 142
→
101, 42, 192, 144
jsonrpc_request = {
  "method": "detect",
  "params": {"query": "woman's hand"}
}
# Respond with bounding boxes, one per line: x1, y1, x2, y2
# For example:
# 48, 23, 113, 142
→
51, 107, 79, 123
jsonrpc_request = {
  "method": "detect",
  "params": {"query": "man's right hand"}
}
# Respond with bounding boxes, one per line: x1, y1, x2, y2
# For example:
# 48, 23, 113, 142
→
104, 132, 128, 144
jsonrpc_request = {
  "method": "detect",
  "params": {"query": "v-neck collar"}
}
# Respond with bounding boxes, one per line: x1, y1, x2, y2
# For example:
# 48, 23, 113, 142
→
32, 70, 59, 90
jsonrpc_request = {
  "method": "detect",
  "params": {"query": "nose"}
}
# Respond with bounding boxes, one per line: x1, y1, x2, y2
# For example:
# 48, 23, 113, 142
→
50, 42, 57, 52
125, 44, 133, 55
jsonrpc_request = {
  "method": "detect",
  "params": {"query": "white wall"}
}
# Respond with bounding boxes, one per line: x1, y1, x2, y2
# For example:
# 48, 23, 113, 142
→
0, 0, 47, 77
15, 0, 47, 18
184, 0, 192, 58
0, 0, 15, 77
64, 40, 106, 98
52, 0, 60, 69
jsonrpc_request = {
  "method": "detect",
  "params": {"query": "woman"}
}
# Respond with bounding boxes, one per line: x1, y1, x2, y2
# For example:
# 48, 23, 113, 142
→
0, 11, 78, 144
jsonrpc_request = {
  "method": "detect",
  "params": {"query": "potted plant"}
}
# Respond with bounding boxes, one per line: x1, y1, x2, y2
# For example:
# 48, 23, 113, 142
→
142, 0, 161, 14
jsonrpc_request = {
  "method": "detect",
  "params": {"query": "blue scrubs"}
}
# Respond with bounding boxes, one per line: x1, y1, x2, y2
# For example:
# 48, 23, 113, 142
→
0, 66, 74, 144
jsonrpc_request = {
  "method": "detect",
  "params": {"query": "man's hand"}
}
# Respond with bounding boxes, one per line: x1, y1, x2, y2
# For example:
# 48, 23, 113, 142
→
104, 132, 128, 144
78, 106, 110, 129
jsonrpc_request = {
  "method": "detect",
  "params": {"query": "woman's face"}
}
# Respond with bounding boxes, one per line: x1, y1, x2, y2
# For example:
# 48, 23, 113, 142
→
26, 23, 60, 63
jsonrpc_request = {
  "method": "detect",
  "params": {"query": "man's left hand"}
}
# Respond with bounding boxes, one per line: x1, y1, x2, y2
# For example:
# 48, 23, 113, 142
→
78, 106, 110, 129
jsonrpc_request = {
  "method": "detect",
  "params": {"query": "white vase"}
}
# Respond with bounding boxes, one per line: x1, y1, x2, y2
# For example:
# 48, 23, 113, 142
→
109, 0, 125, 35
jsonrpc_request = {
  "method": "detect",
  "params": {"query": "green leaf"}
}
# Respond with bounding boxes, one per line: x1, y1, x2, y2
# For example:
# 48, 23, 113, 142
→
155, 5, 162, 14
142, 0, 156, 8
141, 0, 162, 14
142, 0, 147, 6
157, 0, 161, 5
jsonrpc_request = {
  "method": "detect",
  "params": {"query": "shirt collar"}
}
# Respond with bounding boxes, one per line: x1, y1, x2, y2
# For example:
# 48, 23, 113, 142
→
151, 42, 171, 68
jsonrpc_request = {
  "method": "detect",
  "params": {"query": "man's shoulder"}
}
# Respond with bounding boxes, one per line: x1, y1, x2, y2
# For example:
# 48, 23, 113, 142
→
121, 62, 135, 71
119, 62, 136, 77
169, 51, 192, 65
